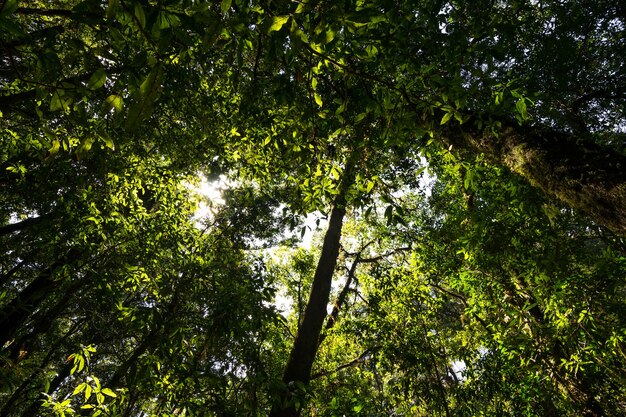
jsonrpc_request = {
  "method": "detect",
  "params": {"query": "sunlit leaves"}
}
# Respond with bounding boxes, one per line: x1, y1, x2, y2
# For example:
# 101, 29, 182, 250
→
50, 90, 73, 112
104, 95, 123, 113
314, 93, 323, 107
269, 15, 290, 33
440, 111, 453, 125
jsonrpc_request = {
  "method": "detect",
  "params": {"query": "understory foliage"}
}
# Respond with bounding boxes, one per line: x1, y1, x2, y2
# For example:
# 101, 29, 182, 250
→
1, 0, 625, 416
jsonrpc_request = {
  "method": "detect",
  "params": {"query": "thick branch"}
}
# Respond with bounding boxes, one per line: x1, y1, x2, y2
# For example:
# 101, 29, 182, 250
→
356, 246, 412, 263
572, 86, 626, 113
293, 48, 626, 235
442, 120, 626, 236
15, 7, 74, 18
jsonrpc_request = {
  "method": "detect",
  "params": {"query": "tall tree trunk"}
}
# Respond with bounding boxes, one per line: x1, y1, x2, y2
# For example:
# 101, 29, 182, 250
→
269, 156, 357, 417
442, 121, 626, 236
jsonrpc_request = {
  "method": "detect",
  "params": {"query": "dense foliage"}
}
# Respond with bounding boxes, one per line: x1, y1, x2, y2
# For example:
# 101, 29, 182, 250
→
1, 0, 625, 416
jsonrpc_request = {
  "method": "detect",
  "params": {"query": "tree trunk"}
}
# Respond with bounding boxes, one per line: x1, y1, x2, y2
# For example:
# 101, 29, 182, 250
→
443, 122, 626, 236
6, 276, 87, 361
497, 272, 605, 416
0, 213, 53, 236
269, 156, 356, 417
0, 248, 81, 348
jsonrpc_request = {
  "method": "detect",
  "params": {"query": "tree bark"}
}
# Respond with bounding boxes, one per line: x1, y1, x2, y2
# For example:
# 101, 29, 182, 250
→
443, 122, 626, 236
269, 155, 356, 417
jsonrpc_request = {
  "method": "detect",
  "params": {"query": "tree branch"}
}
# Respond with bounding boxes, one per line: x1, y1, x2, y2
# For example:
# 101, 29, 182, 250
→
572, 86, 626, 113
310, 347, 378, 380
16, 7, 74, 18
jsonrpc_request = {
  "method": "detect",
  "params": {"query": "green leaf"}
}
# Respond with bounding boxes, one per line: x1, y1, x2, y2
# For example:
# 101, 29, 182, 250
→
221, 0, 232, 14
0, 0, 18, 16
440, 112, 453, 125
366, 180, 375, 193
157, 12, 179, 29
92, 376, 101, 390
269, 15, 290, 33
50, 91, 65, 112
325, 29, 336, 44
101, 388, 117, 398
107, 0, 120, 18
516, 98, 528, 120
134, 3, 146, 28
88, 68, 107, 90
99, 133, 115, 150
140, 66, 162, 96
76, 137, 96, 159
384, 205, 393, 225
72, 383, 86, 396
365, 44, 378, 57
126, 66, 163, 128
464, 170, 474, 191
104, 94, 123, 113
314, 93, 323, 107
45, 140, 60, 160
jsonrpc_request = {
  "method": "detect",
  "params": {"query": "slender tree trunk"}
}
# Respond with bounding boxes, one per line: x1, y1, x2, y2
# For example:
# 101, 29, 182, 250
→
0, 213, 53, 236
6, 276, 87, 361
17, 362, 73, 417
269, 155, 357, 417
497, 272, 605, 416
318, 253, 360, 347
0, 347, 59, 417
0, 319, 85, 417
0, 259, 25, 288
0, 248, 81, 348
442, 121, 626, 236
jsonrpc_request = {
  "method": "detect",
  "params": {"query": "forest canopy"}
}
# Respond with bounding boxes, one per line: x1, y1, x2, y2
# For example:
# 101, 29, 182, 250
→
1, 0, 626, 416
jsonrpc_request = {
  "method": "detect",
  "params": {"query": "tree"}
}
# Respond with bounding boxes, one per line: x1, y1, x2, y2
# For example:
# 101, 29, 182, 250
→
253, 0, 626, 234
2, 1, 626, 416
